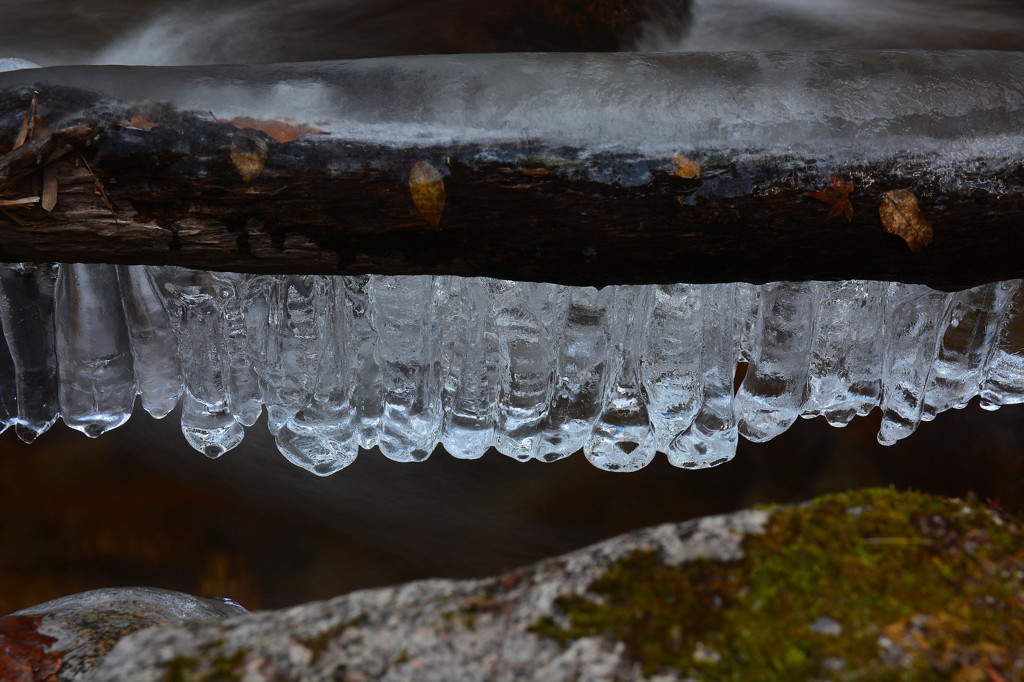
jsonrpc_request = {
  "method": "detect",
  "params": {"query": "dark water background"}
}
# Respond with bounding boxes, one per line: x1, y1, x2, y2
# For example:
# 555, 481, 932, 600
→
2, 0, 1024, 612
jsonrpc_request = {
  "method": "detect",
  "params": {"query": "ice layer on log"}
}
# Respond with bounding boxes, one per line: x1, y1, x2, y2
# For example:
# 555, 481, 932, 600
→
1, 263, 1023, 475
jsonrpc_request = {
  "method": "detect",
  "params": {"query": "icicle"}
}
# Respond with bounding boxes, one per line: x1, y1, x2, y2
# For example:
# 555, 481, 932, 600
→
980, 281, 1024, 409
55, 263, 137, 437
670, 282, 739, 468
921, 280, 1020, 418
0, 320, 15, 434
157, 269, 242, 457
245, 275, 323, 435
217, 272, 263, 427
276, 278, 359, 475
439, 275, 499, 460
370, 275, 442, 462
342, 275, 384, 450
803, 281, 884, 426
877, 283, 953, 445
535, 286, 610, 462
491, 281, 563, 461
641, 283, 701, 459
0, 263, 58, 443
586, 286, 656, 472
117, 265, 183, 419
735, 281, 819, 442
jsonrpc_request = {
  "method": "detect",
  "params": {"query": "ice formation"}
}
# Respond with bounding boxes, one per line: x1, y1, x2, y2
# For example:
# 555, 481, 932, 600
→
1, 263, 1022, 475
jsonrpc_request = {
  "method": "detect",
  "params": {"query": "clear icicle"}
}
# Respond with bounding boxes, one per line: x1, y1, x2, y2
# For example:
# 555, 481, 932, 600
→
217, 272, 263, 427
439, 275, 499, 460
0, 320, 15, 433
7, 264, 1024, 473
535, 286, 610, 462
803, 281, 884, 426
0, 263, 59, 443
157, 269, 242, 457
117, 265, 183, 419
55, 263, 136, 436
276, 278, 360, 475
246, 275, 323, 435
641, 283, 702, 458
342, 275, 384, 450
492, 280, 563, 461
586, 286, 656, 472
736, 281, 819, 442
371, 275, 442, 462
180, 390, 245, 457
921, 280, 1020, 418
980, 281, 1024, 409
877, 283, 953, 445
670, 282, 739, 468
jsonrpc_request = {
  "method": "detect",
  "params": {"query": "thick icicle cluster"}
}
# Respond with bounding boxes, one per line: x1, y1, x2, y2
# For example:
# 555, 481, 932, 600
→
1, 263, 1022, 475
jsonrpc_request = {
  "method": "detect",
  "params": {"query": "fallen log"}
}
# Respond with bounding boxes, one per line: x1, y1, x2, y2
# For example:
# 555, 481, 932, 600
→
0, 51, 1022, 289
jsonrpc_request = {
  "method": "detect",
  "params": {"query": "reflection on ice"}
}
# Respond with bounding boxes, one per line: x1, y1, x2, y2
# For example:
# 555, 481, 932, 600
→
1, 262, 1022, 475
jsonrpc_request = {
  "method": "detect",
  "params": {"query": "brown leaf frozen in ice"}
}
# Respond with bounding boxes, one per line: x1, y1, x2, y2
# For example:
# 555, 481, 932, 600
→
807, 174, 854, 221
409, 160, 445, 230
40, 164, 58, 212
672, 152, 700, 179
230, 134, 268, 184
0, 615, 65, 682
229, 116, 320, 143
879, 189, 933, 252
13, 92, 41, 151
116, 118, 160, 131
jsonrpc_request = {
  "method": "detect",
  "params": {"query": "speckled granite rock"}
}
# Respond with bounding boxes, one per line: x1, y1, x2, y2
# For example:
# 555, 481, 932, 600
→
20, 489, 1024, 681
3, 587, 247, 681
86, 508, 767, 682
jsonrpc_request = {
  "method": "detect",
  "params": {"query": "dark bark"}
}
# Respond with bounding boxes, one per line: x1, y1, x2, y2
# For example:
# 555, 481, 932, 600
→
0, 77, 1022, 290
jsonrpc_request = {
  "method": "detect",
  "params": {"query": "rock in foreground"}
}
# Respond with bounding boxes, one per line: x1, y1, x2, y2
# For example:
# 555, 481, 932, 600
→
77, 488, 1022, 681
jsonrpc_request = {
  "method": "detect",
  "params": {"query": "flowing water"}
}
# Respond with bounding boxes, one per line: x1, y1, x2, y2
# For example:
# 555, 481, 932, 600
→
1, 0, 1024, 611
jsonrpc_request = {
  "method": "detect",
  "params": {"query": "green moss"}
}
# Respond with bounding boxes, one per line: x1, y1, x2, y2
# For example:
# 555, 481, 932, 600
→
530, 487, 1024, 681
161, 646, 246, 682
163, 655, 200, 682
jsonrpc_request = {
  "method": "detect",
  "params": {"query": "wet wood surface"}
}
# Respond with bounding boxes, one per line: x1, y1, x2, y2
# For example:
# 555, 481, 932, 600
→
0, 114, 1022, 290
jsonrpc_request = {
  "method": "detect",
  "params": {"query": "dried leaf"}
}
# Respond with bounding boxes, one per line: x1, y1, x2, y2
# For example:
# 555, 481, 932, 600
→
12, 92, 40, 151
672, 152, 701, 179
409, 160, 445, 230
230, 135, 268, 184
116, 118, 160, 131
40, 164, 58, 212
807, 174, 854, 221
0, 614, 65, 682
229, 116, 320, 143
0, 196, 39, 207
879, 189, 933, 252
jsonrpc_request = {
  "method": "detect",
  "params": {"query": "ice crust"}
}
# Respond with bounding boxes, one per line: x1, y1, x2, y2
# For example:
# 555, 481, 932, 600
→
1, 263, 1022, 475
1, 51, 1022, 172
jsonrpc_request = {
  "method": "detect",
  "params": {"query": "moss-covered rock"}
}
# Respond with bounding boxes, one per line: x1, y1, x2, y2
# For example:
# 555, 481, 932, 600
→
80, 488, 1021, 681
533, 487, 1024, 681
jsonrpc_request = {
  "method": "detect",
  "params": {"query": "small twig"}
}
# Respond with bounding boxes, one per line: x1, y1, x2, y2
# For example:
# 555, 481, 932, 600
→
77, 153, 118, 225
0, 196, 40, 207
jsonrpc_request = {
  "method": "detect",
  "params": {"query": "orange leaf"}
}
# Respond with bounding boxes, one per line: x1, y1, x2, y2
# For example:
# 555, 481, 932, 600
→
807, 174, 854, 221
228, 116, 320, 144
230, 135, 268, 184
879, 189, 933, 252
410, 161, 445, 230
672, 152, 701, 179
116, 118, 160, 131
